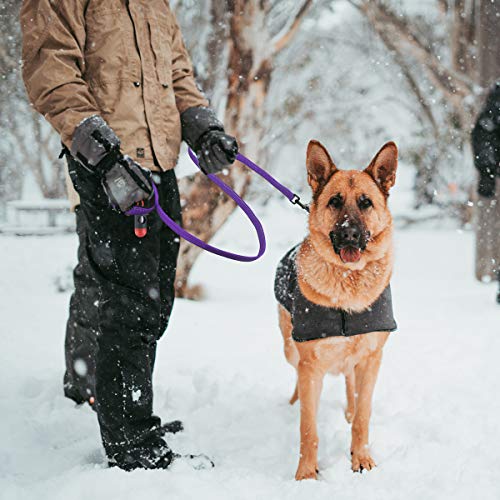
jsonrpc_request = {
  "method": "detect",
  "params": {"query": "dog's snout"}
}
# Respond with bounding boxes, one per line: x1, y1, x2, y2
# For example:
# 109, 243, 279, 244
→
340, 226, 360, 244
330, 219, 368, 254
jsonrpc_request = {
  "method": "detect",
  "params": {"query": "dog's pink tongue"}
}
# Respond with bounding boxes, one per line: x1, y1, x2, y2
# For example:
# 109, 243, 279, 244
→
340, 247, 361, 263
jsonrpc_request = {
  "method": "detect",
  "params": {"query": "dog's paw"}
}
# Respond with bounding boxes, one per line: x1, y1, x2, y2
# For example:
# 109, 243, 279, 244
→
175, 283, 205, 300
295, 461, 318, 481
351, 450, 376, 473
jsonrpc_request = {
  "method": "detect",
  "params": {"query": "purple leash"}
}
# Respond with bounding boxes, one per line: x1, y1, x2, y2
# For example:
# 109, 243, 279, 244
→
127, 149, 308, 262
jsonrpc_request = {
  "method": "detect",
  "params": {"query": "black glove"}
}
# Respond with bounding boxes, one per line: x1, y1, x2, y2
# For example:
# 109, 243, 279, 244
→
197, 130, 239, 175
70, 115, 153, 212
102, 155, 153, 212
181, 106, 239, 174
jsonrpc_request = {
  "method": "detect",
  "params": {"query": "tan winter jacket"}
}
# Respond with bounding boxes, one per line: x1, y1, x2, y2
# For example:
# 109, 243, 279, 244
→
21, 0, 208, 175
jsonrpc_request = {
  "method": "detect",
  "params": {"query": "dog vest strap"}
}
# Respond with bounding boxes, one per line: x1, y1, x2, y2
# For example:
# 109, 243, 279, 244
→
126, 150, 307, 262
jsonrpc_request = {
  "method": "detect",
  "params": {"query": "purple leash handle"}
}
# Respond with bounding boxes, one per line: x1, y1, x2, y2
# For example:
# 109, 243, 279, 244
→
127, 151, 266, 262
127, 149, 306, 262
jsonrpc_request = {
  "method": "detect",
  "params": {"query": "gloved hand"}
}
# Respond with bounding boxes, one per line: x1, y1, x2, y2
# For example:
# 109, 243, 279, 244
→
181, 106, 239, 175
102, 155, 154, 213
196, 130, 239, 174
70, 115, 153, 212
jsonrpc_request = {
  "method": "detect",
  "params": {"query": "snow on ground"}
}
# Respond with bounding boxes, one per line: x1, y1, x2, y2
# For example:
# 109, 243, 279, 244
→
0, 198, 499, 500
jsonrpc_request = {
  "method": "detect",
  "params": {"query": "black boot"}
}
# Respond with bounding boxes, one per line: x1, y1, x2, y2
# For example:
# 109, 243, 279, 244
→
109, 440, 175, 471
159, 420, 184, 435
109, 440, 214, 472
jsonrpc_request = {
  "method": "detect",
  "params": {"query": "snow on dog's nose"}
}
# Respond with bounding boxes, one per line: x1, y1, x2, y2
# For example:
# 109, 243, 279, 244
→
339, 224, 361, 246
330, 219, 370, 263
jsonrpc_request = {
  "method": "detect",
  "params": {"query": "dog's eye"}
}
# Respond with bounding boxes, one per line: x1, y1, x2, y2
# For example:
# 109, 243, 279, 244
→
358, 196, 373, 210
328, 195, 343, 209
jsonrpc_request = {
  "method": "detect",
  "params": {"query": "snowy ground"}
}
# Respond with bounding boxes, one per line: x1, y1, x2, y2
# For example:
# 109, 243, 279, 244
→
1, 198, 499, 500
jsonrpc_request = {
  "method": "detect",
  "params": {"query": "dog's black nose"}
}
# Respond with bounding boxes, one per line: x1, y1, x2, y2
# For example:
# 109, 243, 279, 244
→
340, 226, 360, 244
330, 221, 368, 254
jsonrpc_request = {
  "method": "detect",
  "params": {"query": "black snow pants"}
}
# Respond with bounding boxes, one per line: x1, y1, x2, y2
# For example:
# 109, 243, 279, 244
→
63, 156, 181, 461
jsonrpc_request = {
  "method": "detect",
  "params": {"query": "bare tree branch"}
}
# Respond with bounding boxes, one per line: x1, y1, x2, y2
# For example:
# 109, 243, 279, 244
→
354, 0, 475, 98
272, 0, 314, 54
350, 0, 478, 129
367, 14, 439, 135
437, 0, 449, 15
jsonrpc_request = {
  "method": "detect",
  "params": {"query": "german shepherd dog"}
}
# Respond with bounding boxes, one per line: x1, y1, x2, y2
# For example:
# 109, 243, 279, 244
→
275, 140, 398, 480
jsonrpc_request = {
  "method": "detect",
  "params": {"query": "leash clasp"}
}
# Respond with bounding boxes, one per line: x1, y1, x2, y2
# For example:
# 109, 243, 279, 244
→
291, 194, 309, 213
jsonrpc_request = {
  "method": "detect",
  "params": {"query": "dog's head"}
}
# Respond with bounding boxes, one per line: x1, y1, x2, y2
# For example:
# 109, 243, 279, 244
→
306, 140, 397, 270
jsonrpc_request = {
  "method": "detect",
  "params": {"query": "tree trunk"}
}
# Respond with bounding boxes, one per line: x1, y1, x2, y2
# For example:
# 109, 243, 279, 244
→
474, 0, 500, 282
450, 0, 479, 81
175, 0, 313, 298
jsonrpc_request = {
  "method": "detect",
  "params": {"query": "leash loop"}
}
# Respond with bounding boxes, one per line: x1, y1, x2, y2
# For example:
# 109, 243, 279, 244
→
126, 149, 307, 262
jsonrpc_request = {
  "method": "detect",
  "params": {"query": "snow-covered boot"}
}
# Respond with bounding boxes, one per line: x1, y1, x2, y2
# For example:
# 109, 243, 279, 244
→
109, 442, 175, 471
109, 442, 214, 471
159, 420, 184, 435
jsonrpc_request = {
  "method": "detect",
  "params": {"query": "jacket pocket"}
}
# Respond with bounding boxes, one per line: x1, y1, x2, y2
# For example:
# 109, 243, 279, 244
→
84, 4, 123, 54
84, 6, 129, 83
148, 14, 172, 87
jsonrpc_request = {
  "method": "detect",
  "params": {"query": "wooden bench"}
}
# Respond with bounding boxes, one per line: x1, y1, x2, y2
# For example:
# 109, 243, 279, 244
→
8, 199, 71, 227
0, 199, 74, 236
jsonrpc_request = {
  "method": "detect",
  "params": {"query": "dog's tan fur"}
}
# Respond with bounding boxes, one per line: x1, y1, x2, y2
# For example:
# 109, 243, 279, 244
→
278, 140, 398, 480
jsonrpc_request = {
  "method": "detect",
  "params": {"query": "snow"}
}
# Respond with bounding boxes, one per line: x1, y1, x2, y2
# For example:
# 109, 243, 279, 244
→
0, 200, 499, 500
131, 390, 142, 403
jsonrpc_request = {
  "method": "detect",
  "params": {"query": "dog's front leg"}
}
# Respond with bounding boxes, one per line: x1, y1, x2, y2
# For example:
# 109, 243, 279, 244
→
350, 350, 383, 472
345, 370, 356, 423
295, 359, 324, 480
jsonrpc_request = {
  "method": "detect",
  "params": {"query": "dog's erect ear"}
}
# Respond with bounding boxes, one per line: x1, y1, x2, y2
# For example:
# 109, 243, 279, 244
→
306, 140, 338, 192
365, 142, 398, 196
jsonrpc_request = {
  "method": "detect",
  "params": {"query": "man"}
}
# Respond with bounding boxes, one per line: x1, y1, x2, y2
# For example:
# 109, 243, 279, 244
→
21, 0, 238, 470
472, 81, 500, 304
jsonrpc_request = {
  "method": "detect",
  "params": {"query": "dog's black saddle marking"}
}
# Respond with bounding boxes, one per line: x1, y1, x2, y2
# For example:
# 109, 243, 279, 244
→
274, 244, 397, 343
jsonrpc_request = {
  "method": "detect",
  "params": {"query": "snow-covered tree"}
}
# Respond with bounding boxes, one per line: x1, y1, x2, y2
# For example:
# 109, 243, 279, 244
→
0, 0, 65, 218
172, 0, 318, 297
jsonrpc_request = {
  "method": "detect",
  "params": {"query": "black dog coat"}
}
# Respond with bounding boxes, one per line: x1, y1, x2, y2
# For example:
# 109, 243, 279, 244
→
274, 244, 397, 342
